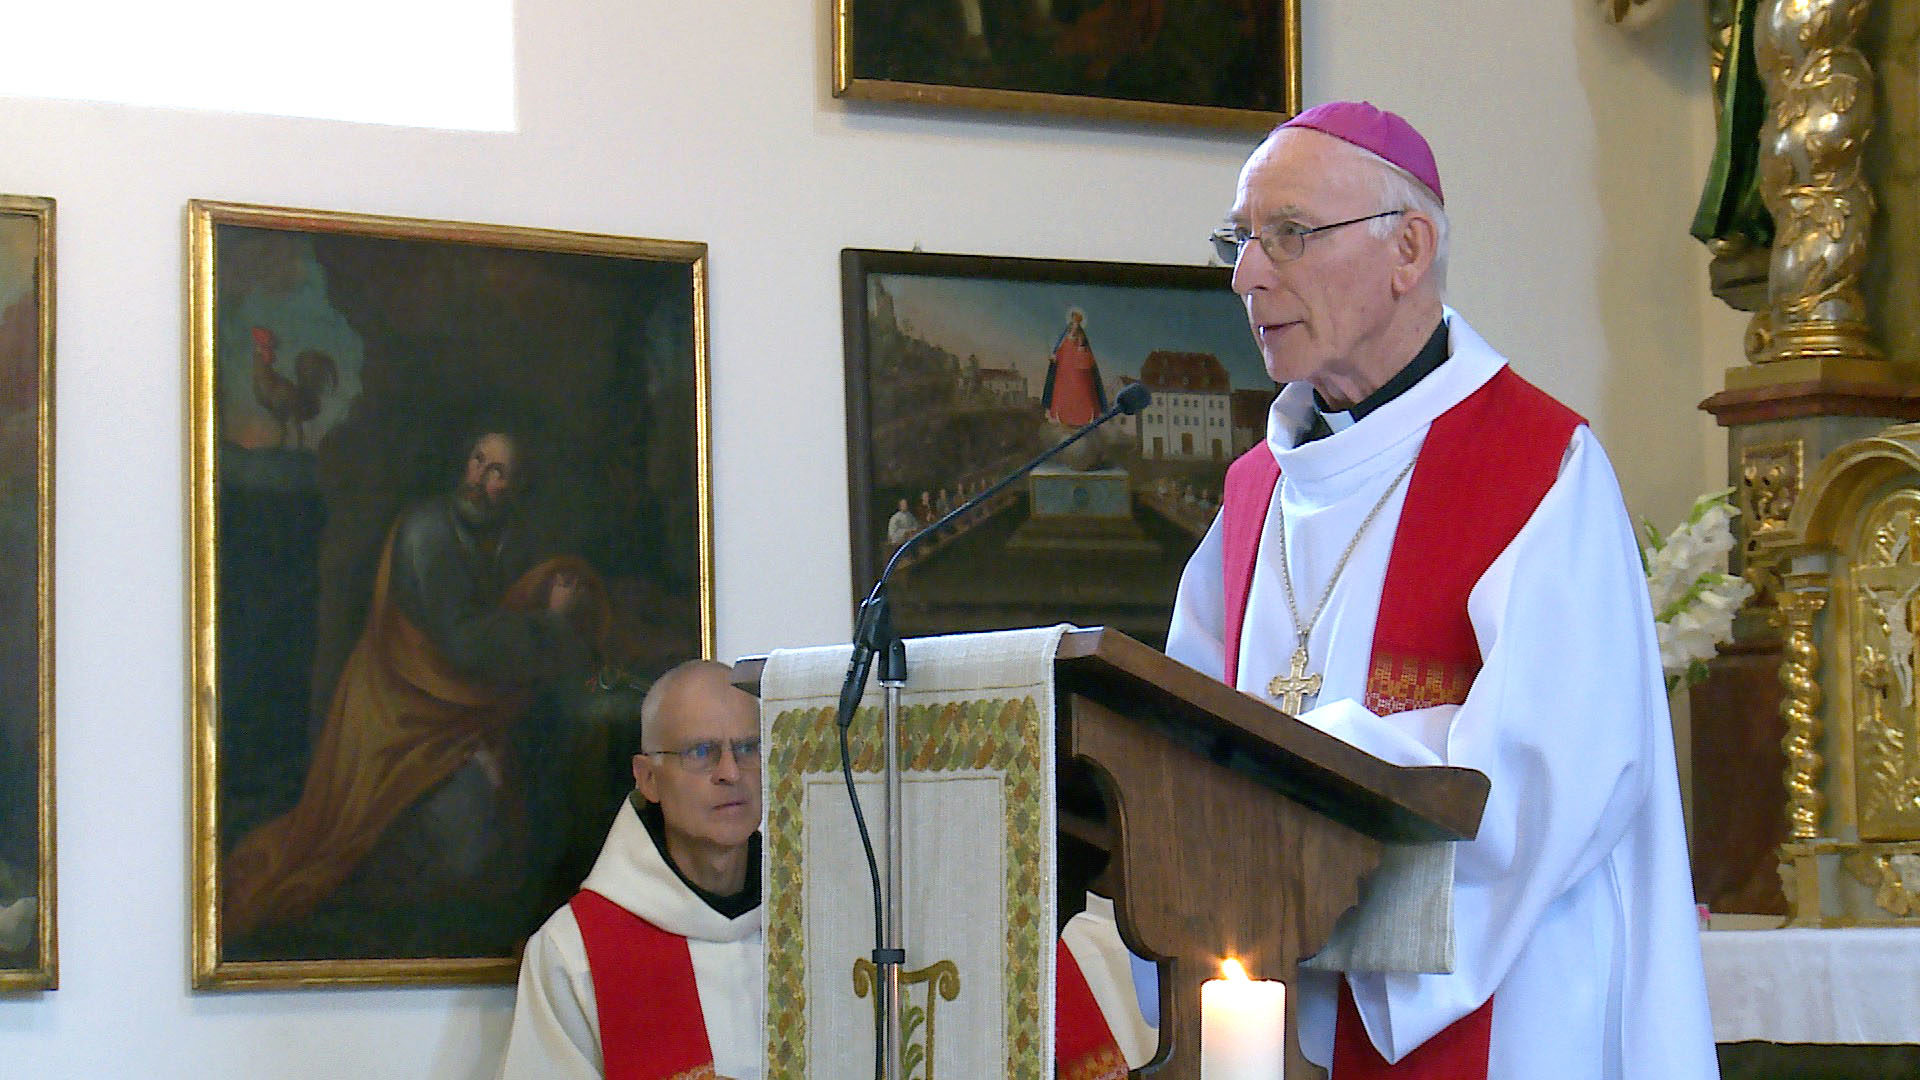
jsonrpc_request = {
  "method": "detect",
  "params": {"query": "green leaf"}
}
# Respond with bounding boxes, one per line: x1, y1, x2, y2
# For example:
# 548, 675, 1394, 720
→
1686, 488, 1737, 525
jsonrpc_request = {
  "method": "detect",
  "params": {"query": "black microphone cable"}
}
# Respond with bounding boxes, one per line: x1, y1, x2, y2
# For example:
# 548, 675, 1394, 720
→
831, 381, 1150, 1080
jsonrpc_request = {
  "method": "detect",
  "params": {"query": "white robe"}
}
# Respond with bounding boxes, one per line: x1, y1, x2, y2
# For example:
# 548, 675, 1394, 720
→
498, 800, 765, 1080
1165, 311, 1718, 1079
1062, 893, 1160, 1069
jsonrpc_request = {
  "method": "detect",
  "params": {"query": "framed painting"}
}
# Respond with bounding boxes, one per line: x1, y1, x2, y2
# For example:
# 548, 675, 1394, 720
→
832, 0, 1300, 131
0, 195, 55, 993
842, 248, 1273, 651
188, 202, 712, 988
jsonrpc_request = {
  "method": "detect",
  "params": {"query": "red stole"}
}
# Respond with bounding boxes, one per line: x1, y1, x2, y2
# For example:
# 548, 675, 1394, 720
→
1219, 366, 1581, 1078
570, 889, 717, 1080
1056, 940, 1132, 1080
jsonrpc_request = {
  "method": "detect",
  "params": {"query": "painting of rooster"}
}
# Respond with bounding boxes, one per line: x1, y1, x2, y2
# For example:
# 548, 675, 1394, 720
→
249, 326, 339, 451
191, 202, 712, 987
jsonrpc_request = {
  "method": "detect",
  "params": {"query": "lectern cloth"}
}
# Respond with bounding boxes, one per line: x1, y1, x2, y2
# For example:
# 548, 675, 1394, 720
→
498, 799, 764, 1080
758, 626, 1070, 1080
1166, 311, 1718, 1079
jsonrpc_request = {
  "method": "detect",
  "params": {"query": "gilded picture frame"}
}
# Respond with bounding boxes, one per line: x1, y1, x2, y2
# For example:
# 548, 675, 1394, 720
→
0, 194, 56, 993
831, 0, 1300, 131
188, 201, 713, 988
841, 248, 1273, 651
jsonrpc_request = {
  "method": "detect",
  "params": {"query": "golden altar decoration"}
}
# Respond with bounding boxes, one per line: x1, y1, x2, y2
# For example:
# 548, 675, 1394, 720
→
1755, 424, 1920, 925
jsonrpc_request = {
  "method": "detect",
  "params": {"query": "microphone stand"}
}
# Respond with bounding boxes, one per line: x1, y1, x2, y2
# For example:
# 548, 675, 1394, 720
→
835, 385, 1151, 1080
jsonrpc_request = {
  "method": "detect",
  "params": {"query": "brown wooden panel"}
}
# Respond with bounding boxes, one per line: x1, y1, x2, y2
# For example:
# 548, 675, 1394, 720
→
1067, 692, 1379, 1078
1690, 641, 1790, 915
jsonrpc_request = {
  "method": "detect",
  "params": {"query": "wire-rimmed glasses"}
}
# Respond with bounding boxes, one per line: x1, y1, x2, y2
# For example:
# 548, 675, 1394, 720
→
1210, 209, 1405, 266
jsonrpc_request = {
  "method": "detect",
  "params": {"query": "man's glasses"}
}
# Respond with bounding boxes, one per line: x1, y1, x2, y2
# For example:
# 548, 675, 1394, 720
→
1210, 209, 1405, 266
649, 737, 762, 773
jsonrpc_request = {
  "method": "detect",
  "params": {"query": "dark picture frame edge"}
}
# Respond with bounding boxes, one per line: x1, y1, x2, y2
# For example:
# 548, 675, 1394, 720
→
0, 193, 56, 994
831, 0, 1302, 133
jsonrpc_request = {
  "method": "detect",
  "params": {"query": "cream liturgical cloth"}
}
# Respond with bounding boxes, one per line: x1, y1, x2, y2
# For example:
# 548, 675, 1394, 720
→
498, 799, 764, 1080
758, 625, 1070, 1080
1166, 311, 1719, 1079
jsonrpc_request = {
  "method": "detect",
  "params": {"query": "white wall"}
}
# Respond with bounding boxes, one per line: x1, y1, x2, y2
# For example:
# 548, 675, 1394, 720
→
0, 0, 1734, 1075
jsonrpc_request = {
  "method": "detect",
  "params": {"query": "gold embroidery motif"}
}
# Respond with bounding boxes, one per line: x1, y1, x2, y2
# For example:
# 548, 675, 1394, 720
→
1364, 653, 1474, 714
766, 697, 1047, 1079
664, 1065, 716, 1080
853, 958, 962, 1080
1058, 1044, 1130, 1080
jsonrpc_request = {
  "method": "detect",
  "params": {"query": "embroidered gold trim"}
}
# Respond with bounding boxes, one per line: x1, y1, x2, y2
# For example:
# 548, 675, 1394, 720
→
765, 696, 1048, 1079
1058, 1044, 1130, 1080
1364, 653, 1474, 714
853, 958, 962, 1079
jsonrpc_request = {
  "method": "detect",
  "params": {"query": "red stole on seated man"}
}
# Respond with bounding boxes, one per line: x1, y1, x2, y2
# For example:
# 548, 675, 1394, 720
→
1219, 366, 1582, 1079
572, 892, 1132, 1080
571, 889, 717, 1080
1056, 939, 1131, 1080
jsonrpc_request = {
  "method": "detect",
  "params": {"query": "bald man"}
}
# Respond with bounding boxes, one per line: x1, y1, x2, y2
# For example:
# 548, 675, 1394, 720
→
500, 659, 763, 1080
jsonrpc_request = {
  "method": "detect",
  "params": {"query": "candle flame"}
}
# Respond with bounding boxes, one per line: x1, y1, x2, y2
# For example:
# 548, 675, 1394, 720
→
1220, 957, 1251, 981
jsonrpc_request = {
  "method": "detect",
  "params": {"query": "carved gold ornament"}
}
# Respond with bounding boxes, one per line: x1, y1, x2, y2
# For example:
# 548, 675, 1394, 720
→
1775, 580, 1829, 840
1754, 0, 1882, 366
1741, 441, 1803, 535
1851, 492, 1920, 838
1598, 0, 1681, 29
1843, 850, 1920, 916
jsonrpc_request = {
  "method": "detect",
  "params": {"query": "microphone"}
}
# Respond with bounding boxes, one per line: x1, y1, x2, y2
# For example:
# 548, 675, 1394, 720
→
834, 382, 1152, 729
828, 381, 1150, 1080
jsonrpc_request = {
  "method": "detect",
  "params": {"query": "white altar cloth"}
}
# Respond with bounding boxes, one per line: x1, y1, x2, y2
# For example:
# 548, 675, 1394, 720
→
1700, 927, 1920, 1044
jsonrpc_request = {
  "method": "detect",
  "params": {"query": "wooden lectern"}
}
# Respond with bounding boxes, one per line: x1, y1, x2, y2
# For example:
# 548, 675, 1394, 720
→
734, 626, 1488, 1078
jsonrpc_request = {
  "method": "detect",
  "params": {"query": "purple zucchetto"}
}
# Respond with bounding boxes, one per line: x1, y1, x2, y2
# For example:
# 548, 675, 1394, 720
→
1281, 101, 1443, 205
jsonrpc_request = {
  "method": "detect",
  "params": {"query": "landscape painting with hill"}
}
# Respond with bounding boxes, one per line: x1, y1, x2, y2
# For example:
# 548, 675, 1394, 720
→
841, 248, 1273, 650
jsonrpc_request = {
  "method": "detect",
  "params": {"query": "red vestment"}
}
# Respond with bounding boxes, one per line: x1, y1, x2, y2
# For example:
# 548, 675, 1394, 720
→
1219, 367, 1581, 1078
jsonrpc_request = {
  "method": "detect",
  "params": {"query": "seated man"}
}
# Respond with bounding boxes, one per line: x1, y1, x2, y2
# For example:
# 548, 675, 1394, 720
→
500, 659, 764, 1080
1062, 890, 1159, 1070
500, 658, 1138, 1079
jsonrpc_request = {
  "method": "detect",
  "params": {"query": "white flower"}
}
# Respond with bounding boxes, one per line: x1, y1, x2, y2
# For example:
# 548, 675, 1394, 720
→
1641, 490, 1755, 687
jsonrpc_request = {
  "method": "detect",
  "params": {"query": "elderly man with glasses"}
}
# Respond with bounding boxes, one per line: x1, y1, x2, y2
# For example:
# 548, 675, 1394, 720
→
500, 659, 765, 1080
1166, 102, 1718, 1079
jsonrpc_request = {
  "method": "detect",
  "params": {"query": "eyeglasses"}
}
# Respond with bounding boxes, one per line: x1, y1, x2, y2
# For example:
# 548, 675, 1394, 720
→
1210, 210, 1405, 266
648, 737, 762, 773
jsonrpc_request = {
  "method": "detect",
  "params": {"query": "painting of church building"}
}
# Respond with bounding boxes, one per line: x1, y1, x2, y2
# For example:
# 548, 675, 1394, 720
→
843, 249, 1272, 650
1133, 349, 1233, 462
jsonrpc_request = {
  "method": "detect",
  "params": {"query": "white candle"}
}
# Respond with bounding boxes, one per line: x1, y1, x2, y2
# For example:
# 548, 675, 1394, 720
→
1201, 958, 1286, 1079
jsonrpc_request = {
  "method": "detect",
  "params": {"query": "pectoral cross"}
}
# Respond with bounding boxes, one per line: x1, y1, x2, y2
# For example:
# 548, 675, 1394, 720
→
1266, 644, 1321, 715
